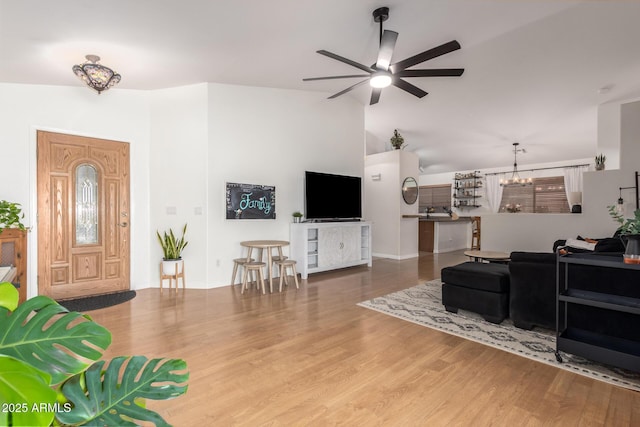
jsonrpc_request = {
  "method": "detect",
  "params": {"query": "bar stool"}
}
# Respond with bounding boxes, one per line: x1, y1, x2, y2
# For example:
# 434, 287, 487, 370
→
241, 261, 267, 294
276, 259, 300, 292
231, 257, 255, 286
471, 216, 481, 250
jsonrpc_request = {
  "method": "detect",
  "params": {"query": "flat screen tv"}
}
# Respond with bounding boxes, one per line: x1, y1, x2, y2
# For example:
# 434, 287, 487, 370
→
305, 171, 362, 221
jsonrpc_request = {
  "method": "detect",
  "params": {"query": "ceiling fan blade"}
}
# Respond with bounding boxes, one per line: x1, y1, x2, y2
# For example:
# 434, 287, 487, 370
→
397, 68, 465, 78
370, 88, 382, 105
391, 40, 461, 72
317, 50, 373, 73
393, 78, 428, 98
303, 74, 370, 81
376, 30, 398, 71
327, 79, 370, 99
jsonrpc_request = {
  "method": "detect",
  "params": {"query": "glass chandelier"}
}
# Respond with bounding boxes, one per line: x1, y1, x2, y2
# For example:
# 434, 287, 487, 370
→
500, 142, 532, 187
72, 55, 121, 94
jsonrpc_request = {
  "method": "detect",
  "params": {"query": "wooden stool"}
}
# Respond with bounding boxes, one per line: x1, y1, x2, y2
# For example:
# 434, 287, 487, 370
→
160, 260, 185, 294
241, 262, 266, 294
271, 255, 288, 277
276, 259, 299, 292
471, 216, 481, 250
231, 257, 255, 285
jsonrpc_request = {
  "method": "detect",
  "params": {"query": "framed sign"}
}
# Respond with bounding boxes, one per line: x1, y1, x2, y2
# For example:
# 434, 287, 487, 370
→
226, 182, 276, 220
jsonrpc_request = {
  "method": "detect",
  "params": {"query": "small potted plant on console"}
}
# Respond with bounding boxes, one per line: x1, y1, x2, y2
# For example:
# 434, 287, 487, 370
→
390, 129, 405, 150
608, 206, 640, 264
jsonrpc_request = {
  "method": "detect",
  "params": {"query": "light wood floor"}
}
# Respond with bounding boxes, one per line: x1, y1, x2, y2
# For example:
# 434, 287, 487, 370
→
89, 251, 640, 426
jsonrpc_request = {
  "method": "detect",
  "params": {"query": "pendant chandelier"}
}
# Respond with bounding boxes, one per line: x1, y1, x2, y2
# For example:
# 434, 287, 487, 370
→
72, 55, 121, 94
500, 142, 532, 187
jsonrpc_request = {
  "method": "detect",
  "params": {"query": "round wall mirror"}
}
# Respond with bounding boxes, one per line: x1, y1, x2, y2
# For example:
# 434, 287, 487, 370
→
402, 177, 418, 204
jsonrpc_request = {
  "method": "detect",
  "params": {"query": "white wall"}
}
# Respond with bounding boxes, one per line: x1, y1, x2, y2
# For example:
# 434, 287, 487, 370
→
434, 222, 470, 253
365, 150, 419, 259
206, 83, 364, 287
620, 100, 640, 173
597, 102, 621, 170
149, 84, 209, 288
365, 151, 401, 258
399, 151, 420, 258
0, 83, 152, 296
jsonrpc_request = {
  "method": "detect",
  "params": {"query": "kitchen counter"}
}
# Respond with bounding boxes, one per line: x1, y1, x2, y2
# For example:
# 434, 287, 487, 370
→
419, 217, 472, 222
402, 214, 472, 222
409, 216, 473, 253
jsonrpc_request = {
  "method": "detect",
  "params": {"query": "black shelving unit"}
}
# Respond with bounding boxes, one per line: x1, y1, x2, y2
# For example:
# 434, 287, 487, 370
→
555, 252, 640, 372
453, 171, 482, 209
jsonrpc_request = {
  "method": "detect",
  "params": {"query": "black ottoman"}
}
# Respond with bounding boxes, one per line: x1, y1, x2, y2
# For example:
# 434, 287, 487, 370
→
441, 262, 510, 324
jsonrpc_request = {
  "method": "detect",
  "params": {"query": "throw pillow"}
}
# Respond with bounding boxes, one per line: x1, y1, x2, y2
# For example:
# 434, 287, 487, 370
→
565, 238, 597, 251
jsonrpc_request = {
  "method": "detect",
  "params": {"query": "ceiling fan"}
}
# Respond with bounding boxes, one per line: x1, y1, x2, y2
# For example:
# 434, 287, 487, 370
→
303, 7, 465, 105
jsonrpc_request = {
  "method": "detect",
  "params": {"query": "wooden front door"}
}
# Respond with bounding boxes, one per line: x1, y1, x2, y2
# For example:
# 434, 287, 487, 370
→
37, 131, 130, 300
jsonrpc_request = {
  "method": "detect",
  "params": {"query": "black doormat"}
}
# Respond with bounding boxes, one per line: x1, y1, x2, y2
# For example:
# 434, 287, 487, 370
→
57, 290, 136, 312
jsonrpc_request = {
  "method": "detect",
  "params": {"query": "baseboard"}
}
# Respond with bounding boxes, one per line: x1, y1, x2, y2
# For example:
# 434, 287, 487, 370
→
372, 252, 419, 260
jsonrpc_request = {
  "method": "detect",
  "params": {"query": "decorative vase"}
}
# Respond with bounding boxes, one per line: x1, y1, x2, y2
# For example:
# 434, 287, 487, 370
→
293, 216, 302, 223
162, 259, 183, 274
623, 234, 640, 264
595, 163, 605, 171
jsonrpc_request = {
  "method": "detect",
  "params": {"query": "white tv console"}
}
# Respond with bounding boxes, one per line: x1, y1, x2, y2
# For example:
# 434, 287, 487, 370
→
290, 221, 372, 279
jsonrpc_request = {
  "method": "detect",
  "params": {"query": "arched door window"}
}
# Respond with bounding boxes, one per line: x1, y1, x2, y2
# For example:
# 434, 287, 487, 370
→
75, 164, 99, 245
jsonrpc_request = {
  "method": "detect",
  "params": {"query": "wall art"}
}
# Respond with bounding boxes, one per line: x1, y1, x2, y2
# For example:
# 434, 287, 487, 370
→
225, 182, 276, 220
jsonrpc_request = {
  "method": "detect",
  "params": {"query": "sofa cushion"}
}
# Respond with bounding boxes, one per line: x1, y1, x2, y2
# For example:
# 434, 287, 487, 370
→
441, 262, 510, 293
594, 237, 625, 252
510, 251, 556, 264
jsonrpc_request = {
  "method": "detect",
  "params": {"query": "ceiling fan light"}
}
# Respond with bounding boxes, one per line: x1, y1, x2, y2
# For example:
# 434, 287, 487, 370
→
370, 71, 392, 88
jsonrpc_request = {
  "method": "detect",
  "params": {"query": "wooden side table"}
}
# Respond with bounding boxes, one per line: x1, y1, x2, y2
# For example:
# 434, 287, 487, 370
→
0, 229, 28, 303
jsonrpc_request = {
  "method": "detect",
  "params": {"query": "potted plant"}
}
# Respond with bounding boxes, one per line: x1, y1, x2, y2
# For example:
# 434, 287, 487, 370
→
292, 211, 303, 223
595, 154, 606, 171
157, 223, 188, 273
608, 206, 640, 263
390, 129, 405, 150
0, 200, 26, 233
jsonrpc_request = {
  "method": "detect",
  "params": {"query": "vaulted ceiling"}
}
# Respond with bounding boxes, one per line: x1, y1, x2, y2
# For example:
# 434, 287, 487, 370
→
1, 0, 639, 173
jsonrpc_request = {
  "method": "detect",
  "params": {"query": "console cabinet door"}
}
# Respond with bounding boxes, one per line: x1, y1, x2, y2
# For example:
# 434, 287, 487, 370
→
318, 227, 342, 268
341, 226, 361, 263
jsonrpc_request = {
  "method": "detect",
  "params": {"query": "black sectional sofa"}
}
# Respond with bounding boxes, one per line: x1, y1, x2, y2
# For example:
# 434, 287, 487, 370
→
507, 251, 557, 330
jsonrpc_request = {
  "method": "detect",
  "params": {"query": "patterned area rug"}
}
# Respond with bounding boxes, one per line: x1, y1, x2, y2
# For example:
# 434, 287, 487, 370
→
358, 279, 640, 392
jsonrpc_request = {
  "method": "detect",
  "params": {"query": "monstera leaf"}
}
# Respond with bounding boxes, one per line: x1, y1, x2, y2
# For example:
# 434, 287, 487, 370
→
57, 356, 189, 426
0, 354, 57, 427
0, 282, 18, 311
0, 295, 111, 385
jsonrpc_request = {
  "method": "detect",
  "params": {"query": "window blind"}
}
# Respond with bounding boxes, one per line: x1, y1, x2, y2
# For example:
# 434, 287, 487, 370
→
419, 185, 452, 213
500, 176, 569, 213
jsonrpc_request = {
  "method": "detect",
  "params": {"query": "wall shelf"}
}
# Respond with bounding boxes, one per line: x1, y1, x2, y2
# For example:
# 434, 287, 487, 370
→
453, 172, 482, 209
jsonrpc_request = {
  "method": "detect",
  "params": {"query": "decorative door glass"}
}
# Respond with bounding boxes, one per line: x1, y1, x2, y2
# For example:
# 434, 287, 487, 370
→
75, 164, 99, 245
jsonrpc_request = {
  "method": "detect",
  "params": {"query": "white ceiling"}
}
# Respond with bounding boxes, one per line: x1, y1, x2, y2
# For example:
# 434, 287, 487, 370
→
2, 0, 639, 173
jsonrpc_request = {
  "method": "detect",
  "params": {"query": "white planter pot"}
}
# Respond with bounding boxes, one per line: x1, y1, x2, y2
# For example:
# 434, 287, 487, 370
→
161, 259, 183, 275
